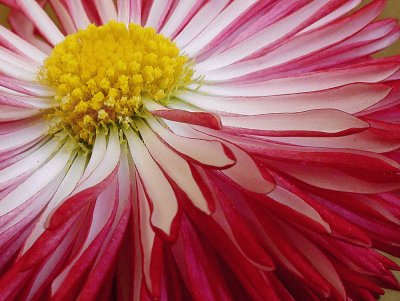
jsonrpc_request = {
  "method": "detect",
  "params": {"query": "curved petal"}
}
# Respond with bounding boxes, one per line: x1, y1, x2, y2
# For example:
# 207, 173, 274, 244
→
167, 122, 275, 195
199, 0, 385, 76
47, 128, 121, 229
135, 119, 212, 214
179, 84, 391, 115
0, 140, 76, 217
145, 99, 222, 130
0, 138, 61, 190
146, 115, 235, 168
220, 109, 369, 137
125, 127, 178, 237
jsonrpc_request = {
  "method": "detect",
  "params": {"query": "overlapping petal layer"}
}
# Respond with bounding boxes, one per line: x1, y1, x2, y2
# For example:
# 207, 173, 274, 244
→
0, 1, 399, 301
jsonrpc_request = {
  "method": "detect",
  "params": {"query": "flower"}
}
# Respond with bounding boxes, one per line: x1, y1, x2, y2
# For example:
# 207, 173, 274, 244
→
0, 0, 399, 300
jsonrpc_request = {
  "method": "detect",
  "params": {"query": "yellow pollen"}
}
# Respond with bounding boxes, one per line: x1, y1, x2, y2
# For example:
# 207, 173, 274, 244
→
39, 21, 194, 145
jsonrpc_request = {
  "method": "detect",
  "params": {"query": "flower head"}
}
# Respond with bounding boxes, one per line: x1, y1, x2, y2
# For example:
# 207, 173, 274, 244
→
0, 1, 399, 301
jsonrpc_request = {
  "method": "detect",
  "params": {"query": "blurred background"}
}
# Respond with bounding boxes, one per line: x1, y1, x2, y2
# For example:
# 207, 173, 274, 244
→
371, 0, 400, 57
0, 0, 399, 300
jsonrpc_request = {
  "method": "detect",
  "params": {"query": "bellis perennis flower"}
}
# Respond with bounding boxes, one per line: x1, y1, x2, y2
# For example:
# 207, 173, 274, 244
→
0, 0, 399, 300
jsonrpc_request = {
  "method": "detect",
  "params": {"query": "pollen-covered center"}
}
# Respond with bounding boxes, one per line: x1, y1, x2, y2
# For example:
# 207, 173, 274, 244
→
39, 21, 193, 145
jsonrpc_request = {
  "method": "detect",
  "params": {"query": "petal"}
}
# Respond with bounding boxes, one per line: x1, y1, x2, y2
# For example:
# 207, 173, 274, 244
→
8, 9, 53, 54
136, 176, 163, 298
0, 105, 40, 121
21, 153, 87, 255
196, 0, 334, 72
0, 24, 47, 63
50, 178, 119, 300
145, 0, 173, 31
47, 128, 121, 229
196, 62, 399, 96
168, 123, 275, 195
136, 119, 212, 214
0, 138, 61, 190
117, 0, 130, 24
0, 122, 48, 155
179, 84, 391, 115
262, 129, 400, 153
160, 0, 204, 39
17, 0, 65, 46
48, 0, 77, 34
125, 127, 178, 237
268, 186, 331, 233
173, 0, 230, 48
199, 0, 385, 76
146, 115, 235, 168
0, 140, 75, 217
63, 0, 91, 30
130, 0, 143, 24
263, 159, 400, 194
220, 109, 369, 137
92, 0, 117, 24
182, 0, 259, 56
144, 99, 222, 130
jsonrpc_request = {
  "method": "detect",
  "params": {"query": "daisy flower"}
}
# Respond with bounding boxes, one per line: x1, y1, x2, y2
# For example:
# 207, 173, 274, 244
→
0, 0, 400, 300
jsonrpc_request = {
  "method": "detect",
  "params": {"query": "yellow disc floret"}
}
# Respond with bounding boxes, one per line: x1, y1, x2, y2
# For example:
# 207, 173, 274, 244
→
39, 21, 193, 145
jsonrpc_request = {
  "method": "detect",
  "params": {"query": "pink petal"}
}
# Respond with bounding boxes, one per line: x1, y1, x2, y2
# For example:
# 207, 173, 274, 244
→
16, 0, 65, 46
47, 0, 77, 34
196, 0, 334, 72
180, 84, 391, 115
130, 0, 143, 24
173, 0, 230, 48
263, 159, 400, 194
0, 138, 60, 190
160, 0, 204, 39
221, 109, 369, 137
145, 100, 222, 130
117, 0, 130, 24
200, 0, 385, 77
8, 9, 53, 53
170, 124, 275, 194
63, 0, 91, 29
0, 24, 47, 63
145, 0, 173, 31
0, 122, 48, 155
198, 62, 399, 95
92, 0, 117, 24
182, 0, 259, 56
0, 105, 40, 121
50, 178, 118, 300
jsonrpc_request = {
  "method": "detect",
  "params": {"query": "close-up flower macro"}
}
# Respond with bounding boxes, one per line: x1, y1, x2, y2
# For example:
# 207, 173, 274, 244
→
0, 0, 400, 300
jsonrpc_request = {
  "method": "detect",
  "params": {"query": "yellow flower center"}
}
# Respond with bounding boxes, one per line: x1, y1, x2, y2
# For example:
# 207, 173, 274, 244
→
39, 21, 193, 145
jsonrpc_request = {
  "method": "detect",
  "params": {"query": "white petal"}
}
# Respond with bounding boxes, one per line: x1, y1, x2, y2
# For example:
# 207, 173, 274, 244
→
0, 140, 76, 216
182, 0, 258, 56
21, 152, 87, 253
136, 119, 211, 214
125, 127, 177, 236
174, 0, 229, 48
